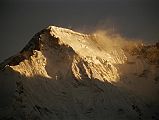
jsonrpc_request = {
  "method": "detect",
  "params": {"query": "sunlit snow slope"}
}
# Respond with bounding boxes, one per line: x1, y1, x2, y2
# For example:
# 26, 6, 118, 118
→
0, 26, 159, 120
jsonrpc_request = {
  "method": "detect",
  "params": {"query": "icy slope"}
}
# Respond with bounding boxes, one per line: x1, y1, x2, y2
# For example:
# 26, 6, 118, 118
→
0, 26, 159, 120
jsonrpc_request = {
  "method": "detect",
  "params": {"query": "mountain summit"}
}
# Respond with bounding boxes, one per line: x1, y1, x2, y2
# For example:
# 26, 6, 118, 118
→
0, 26, 159, 120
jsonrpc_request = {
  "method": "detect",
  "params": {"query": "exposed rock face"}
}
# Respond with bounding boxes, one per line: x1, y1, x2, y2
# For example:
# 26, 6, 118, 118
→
0, 26, 159, 120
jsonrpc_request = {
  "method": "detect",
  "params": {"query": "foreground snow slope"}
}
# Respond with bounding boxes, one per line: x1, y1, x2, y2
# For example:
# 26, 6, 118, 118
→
0, 26, 159, 120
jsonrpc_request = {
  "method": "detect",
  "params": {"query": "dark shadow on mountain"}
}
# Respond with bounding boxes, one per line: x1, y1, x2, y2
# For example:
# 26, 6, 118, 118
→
1, 67, 159, 120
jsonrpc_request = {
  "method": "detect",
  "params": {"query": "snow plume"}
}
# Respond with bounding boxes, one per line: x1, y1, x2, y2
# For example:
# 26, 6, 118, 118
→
92, 29, 142, 52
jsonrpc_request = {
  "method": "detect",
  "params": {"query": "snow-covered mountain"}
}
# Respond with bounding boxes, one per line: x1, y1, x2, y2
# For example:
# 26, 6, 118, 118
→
0, 26, 159, 120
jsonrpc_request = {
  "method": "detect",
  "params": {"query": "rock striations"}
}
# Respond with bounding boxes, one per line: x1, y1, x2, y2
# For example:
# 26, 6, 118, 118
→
0, 26, 159, 120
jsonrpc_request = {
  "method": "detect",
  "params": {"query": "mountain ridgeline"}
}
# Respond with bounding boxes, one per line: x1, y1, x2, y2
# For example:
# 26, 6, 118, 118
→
0, 26, 159, 120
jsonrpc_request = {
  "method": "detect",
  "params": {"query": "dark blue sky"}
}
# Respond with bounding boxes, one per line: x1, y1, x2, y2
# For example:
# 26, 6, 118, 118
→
0, 0, 159, 62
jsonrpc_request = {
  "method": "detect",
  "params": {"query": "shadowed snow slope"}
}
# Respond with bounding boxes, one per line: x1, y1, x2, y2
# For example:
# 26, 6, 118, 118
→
0, 26, 159, 120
